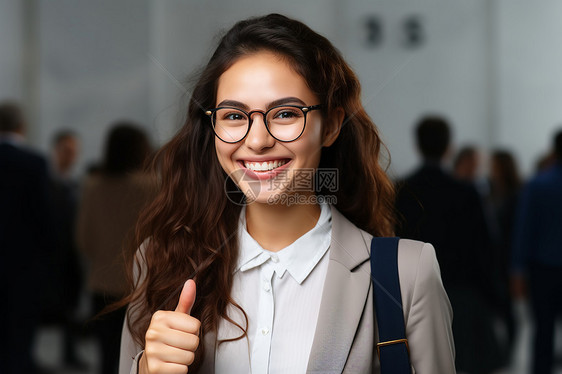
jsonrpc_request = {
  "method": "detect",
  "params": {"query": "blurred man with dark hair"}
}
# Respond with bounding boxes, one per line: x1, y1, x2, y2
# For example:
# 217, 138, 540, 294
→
414, 115, 451, 161
512, 128, 562, 374
0, 101, 56, 374
395, 115, 505, 373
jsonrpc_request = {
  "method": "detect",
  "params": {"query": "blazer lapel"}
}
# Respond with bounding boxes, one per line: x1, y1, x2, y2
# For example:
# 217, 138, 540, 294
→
306, 206, 372, 373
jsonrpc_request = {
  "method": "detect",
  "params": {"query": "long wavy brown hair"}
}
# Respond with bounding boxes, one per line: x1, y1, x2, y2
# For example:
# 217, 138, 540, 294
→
119, 13, 395, 372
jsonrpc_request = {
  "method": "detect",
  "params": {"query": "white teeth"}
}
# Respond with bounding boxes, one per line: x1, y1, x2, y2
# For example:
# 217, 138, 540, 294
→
244, 160, 287, 172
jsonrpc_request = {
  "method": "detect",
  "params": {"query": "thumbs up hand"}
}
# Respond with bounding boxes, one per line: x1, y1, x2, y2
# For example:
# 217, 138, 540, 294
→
139, 279, 201, 374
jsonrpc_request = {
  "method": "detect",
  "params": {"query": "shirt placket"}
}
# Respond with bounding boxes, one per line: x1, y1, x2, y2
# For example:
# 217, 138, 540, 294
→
251, 260, 275, 373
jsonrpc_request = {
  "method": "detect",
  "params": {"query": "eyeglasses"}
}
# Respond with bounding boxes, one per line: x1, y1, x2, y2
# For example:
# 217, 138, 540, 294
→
205, 104, 322, 143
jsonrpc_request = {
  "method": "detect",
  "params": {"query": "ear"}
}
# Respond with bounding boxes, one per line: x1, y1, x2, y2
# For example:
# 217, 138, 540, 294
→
322, 107, 345, 147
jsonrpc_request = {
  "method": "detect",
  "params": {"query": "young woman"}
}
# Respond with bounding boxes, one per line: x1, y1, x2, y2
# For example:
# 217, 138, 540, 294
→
119, 14, 455, 374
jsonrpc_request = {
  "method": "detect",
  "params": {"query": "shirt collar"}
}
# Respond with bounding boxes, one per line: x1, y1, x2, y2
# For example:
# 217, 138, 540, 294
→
236, 203, 332, 284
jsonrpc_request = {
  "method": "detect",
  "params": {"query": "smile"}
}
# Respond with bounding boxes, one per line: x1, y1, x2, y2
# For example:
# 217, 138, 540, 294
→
243, 159, 289, 172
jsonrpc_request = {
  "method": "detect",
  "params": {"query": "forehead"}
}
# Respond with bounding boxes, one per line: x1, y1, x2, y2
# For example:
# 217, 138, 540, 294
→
216, 51, 316, 106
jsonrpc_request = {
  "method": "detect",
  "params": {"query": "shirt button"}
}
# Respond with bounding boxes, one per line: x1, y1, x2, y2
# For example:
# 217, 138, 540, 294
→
263, 283, 271, 292
271, 254, 279, 263
261, 327, 270, 335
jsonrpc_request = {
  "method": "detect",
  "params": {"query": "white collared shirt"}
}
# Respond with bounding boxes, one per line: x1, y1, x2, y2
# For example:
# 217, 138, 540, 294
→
215, 203, 332, 374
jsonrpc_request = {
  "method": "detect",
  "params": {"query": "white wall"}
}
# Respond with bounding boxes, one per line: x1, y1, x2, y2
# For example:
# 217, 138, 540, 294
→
339, 0, 494, 178
2, 1, 562, 179
37, 0, 150, 173
496, 0, 562, 177
0, 1, 24, 103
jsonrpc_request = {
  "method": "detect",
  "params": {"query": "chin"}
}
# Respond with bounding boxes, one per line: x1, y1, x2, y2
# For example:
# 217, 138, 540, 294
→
237, 181, 285, 205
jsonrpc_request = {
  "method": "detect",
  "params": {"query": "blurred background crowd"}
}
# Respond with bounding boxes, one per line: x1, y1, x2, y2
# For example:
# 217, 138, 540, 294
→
1, 1, 561, 374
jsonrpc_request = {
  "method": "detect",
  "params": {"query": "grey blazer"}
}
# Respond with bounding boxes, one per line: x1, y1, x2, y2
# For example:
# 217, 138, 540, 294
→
119, 206, 456, 373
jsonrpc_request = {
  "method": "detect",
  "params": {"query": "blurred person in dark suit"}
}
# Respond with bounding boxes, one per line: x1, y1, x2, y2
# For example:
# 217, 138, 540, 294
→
395, 115, 505, 374
453, 145, 500, 243
77, 122, 157, 374
488, 149, 522, 361
512, 129, 562, 374
45, 129, 88, 370
0, 101, 57, 374
454, 145, 516, 358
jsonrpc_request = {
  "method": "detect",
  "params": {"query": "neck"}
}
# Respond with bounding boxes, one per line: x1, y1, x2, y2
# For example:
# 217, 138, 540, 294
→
245, 200, 321, 252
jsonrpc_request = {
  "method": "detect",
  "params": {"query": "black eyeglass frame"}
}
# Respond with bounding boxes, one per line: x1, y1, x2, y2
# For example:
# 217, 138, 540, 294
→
205, 104, 323, 143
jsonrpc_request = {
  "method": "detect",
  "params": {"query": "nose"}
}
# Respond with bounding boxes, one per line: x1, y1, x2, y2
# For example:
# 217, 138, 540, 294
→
244, 112, 275, 151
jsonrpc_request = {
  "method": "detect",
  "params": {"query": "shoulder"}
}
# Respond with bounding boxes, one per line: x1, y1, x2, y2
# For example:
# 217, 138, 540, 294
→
342, 219, 455, 369
82, 173, 101, 186
79, 174, 104, 195
367, 236, 445, 319
529, 166, 562, 188
329, 207, 444, 290
396, 166, 460, 197
394, 239, 451, 325
129, 171, 155, 183
517, 173, 547, 201
1, 143, 48, 171
396, 240, 455, 370
395, 169, 422, 188
396, 239, 441, 296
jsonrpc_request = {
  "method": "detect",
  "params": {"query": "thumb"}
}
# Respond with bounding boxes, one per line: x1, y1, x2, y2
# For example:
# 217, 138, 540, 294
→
175, 279, 196, 314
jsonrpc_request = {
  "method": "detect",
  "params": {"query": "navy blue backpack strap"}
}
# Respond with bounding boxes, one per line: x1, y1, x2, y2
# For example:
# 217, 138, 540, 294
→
370, 237, 412, 374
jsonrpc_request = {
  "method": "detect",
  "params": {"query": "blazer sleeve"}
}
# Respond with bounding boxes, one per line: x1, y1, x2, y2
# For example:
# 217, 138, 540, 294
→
119, 315, 143, 374
398, 240, 456, 374
118, 246, 147, 374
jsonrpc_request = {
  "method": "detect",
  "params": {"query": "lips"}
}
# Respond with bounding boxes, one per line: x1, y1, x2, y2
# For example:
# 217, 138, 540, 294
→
237, 158, 292, 181
243, 159, 289, 172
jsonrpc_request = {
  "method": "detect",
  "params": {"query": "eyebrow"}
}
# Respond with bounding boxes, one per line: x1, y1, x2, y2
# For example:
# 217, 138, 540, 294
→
216, 97, 307, 110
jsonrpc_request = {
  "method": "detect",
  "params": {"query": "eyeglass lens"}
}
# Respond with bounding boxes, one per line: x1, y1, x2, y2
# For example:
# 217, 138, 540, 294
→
212, 106, 306, 143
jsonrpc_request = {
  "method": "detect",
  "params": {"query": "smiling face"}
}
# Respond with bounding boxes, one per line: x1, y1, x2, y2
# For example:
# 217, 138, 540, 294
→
214, 51, 335, 205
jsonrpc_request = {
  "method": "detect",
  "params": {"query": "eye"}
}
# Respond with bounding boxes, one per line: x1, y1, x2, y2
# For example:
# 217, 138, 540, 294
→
271, 108, 302, 120
226, 113, 244, 120
218, 110, 247, 121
